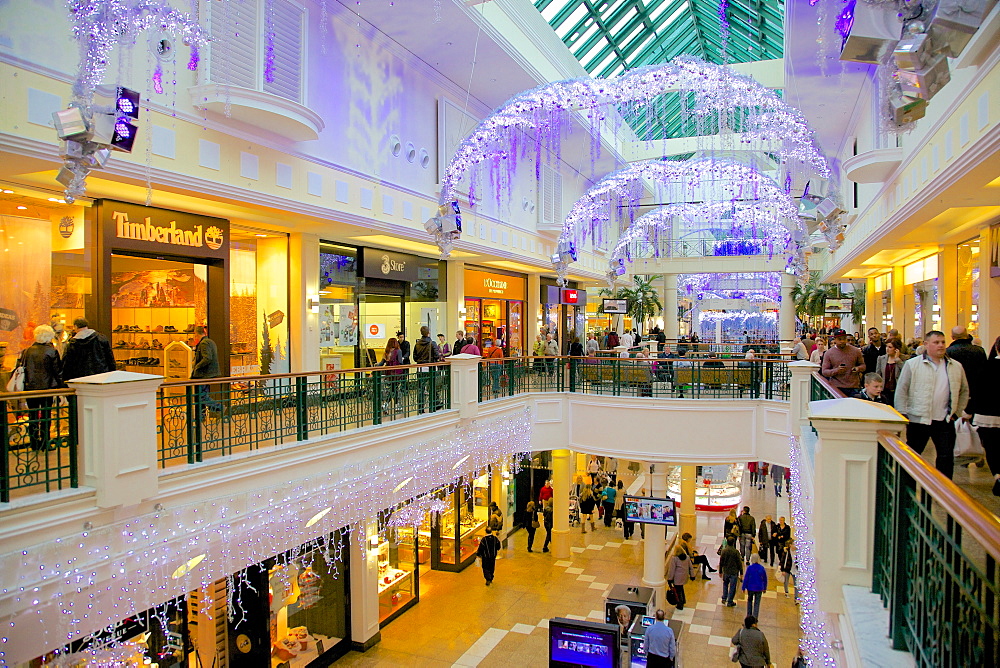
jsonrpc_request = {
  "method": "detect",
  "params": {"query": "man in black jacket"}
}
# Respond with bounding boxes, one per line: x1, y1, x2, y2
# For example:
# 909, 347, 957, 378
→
62, 318, 116, 380
192, 325, 222, 415
397, 331, 411, 365
947, 326, 987, 418
861, 327, 885, 378
413, 326, 441, 412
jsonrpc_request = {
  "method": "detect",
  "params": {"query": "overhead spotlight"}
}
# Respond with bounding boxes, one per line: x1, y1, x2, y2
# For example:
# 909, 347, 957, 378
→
111, 117, 138, 152
52, 108, 89, 140
115, 86, 140, 119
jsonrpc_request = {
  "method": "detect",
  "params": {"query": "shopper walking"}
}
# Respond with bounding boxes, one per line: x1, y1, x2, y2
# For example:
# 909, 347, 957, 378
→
524, 501, 538, 552
396, 331, 411, 364
541, 499, 554, 553
875, 337, 908, 406
771, 517, 791, 564
719, 536, 744, 607
731, 615, 771, 668
579, 486, 597, 533
895, 330, 970, 479
737, 506, 757, 560
742, 554, 767, 619
975, 336, 1000, 496
666, 550, 693, 610
644, 609, 677, 668
476, 526, 502, 585
779, 540, 797, 600
482, 337, 504, 394
770, 464, 785, 497
18, 325, 64, 451
544, 333, 558, 376
747, 461, 759, 489
723, 508, 739, 542
191, 325, 222, 416
61, 318, 116, 380
757, 517, 772, 565
600, 481, 617, 528
460, 336, 480, 356
820, 329, 865, 392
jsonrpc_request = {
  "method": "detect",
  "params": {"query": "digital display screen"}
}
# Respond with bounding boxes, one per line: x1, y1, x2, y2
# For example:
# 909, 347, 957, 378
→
602, 298, 628, 314
550, 619, 618, 668
641, 616, 654, 627
623, 496, 677, 526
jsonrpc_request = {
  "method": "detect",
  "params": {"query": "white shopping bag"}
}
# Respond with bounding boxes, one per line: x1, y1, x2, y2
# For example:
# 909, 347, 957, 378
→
954, 420, 984, 458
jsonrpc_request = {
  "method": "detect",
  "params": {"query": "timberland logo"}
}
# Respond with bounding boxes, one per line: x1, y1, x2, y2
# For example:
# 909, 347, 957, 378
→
380, 254, 406, 275
113, 211, 223, 249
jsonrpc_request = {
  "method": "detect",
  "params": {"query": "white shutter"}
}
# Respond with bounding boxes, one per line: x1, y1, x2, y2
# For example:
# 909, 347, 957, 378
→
538, 164, 563, 233
209, 0, 259, 90
263, 0, 304, 103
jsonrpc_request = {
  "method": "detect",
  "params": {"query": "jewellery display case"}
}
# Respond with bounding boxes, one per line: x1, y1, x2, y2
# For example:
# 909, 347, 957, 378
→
376, 527, 419, 626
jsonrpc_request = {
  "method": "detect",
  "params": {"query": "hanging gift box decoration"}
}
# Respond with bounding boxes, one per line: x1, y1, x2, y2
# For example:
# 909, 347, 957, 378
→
889, 90, 928, 125
839, 0, 903, 65
927, 0, 994, 57
898, 54, 951, 100
894, 32, 934, 70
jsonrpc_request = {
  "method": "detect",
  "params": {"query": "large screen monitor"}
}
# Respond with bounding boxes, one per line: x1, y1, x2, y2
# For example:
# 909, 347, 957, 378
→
623, 496, 677, 526
602, 298, 628, 314
549, 617, 620, 668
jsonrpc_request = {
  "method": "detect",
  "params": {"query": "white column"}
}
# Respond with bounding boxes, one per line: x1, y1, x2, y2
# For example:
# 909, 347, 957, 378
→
67, 371, 163, 509
679, 465, 697, 541
552, 448, 572, 559
348, 521, 381, 651
662, 274, 678, 340
780, 272, 797, 345
448, 353, 481, 419
978, 224, 999, 347
641, 464, 667, 608
289, 232, 320, 373
527, 274, 542, 340
788, 360, 820, 431
809, 399, 906, 615
447, 260, 465, 341
939, 244, 958, 334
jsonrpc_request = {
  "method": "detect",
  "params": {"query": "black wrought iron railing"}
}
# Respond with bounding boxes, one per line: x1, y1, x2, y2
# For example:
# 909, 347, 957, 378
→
479, 356, 791, 401
156, 363, 451, 468
1, 389, 78, 502
873, 430, 999, 667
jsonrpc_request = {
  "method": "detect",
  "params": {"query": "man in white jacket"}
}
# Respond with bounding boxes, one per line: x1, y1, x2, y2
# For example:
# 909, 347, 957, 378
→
894, 330, 970, 479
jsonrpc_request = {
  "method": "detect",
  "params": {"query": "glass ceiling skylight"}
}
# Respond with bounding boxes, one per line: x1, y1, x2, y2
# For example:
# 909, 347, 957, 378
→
533, 0, 785, 140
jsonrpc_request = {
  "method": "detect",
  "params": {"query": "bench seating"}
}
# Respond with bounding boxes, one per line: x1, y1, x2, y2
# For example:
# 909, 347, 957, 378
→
578, 363, 653, 386
673, 366, 753, 387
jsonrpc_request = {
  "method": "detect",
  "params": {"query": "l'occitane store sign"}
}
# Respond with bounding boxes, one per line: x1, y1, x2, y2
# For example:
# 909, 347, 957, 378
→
97, 199, 229, 259
465, 268, 526, 300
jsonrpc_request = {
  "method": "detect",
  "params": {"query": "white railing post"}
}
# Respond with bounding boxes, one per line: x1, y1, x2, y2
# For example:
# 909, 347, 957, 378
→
808, 398, 906, 614
448, 354, 481, 419
788, 360, 819, 430
66, 370, 163, 509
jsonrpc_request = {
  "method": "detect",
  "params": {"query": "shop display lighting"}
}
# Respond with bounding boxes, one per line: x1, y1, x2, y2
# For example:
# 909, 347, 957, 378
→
0, 410, 532, 666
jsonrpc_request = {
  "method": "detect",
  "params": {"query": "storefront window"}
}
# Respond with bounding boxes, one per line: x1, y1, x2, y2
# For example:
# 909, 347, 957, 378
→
1, 202, 91, 378
318, 243, 357, 370
957, 237, 980, 337
377, 521, 420, 625
426, 480, 489, 571
463, 269, 526, 356
229, 228, 289, 377
405, 259, 447, 345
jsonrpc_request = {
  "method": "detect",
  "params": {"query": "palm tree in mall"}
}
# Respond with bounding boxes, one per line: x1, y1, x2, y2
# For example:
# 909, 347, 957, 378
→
619, 274, 662, 335
849, 282, 867, 330
790, 271, 838, 323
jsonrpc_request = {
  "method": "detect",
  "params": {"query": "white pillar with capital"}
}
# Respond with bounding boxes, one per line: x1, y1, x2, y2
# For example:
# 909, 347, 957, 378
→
552, 449, 572, 558
808, 398, 906, 614
662, 274, 678, 341
780, 272, 797, 347
641, 464, 668, 608
788, 360, 820, 431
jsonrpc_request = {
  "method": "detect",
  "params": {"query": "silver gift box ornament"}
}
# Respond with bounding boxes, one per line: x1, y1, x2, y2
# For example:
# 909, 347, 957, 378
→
927, 0, 996, 57
897, 55, 951, 100
840, 1, 903, 65
889, 92, 927, 125
52, 108, 88, 140
894, 33, 934, 70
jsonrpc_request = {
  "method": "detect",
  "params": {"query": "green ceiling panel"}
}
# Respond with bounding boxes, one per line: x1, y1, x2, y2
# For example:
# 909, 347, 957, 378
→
534, 0, 785, 141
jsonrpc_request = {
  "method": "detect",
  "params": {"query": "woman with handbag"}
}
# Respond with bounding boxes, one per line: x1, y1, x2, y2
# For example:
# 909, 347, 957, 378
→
378, 338, 405, 414
17, 325, 64, 452
665, 550, 693, 610
730, 615, 771, 667
579, 487, 597, 533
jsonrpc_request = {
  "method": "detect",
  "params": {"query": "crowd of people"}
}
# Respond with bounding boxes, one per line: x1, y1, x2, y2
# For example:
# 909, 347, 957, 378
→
801, 325, 999, 493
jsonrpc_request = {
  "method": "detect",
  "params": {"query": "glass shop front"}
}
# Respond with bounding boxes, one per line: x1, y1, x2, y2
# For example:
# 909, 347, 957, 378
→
463, 268, 526, 356
540, 281, 586, 354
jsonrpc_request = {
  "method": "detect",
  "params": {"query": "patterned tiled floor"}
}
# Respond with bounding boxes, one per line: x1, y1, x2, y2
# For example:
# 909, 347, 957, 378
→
336, 479, 800, 667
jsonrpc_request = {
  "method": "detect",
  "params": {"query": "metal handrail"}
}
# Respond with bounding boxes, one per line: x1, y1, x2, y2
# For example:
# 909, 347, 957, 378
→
877, 429, 1000, 559
159, 361, 453, 387
810, 371, 845, 399
0, 388, 76, 399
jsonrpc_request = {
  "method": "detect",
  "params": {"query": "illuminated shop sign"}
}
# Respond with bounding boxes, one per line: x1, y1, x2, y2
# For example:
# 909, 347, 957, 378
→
465, 269, 526, 300
96, 199, 229, 259
360, 248, 419, 282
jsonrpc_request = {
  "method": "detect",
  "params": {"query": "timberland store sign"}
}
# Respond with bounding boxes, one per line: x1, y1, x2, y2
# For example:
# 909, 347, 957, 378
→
96, 200, 229, 260
464, 269, 526, 301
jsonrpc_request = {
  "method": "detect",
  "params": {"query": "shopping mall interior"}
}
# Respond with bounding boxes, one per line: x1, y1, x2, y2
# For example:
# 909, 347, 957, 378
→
0, 0, 998, 666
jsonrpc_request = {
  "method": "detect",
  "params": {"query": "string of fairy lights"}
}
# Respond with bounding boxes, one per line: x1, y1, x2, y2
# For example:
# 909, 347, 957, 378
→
0, 409, 532, 667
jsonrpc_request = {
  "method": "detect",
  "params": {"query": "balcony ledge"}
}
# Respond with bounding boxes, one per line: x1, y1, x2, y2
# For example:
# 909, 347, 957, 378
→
188, 84, 324, 142
843, 147, 903, 184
